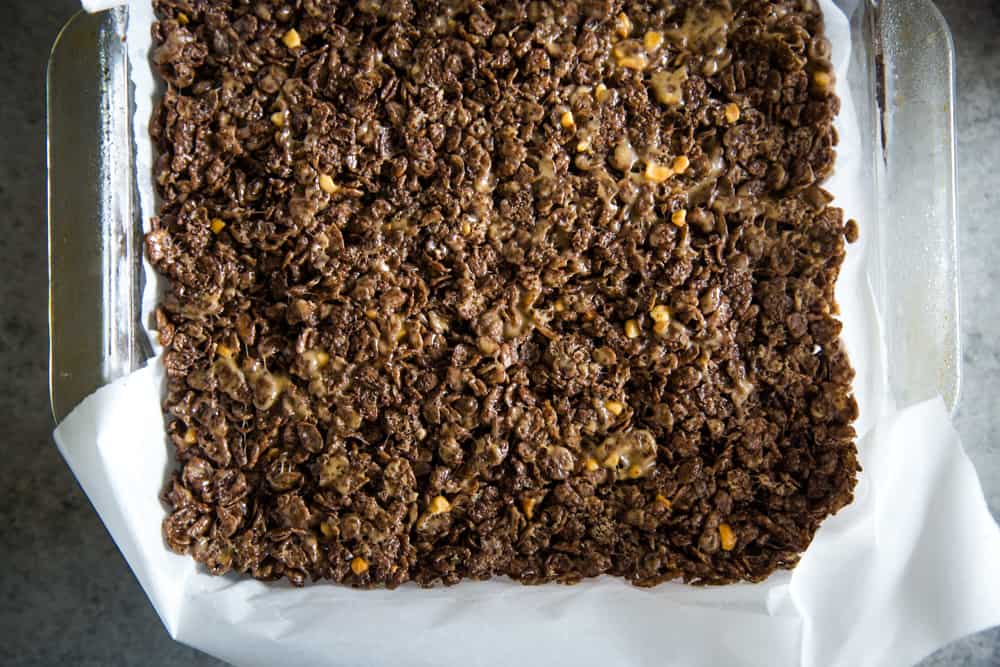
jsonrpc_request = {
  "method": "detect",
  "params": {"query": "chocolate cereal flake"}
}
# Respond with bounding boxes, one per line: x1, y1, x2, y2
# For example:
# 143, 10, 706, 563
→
149, 0, 859, 588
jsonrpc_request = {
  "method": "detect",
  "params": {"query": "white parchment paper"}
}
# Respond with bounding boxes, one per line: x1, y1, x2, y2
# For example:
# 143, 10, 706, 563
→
57, 1, 1000, 666
80, 0, 123, 10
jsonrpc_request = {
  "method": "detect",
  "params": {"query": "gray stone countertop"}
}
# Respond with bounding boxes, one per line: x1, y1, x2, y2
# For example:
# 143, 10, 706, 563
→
1, 1, 996, 665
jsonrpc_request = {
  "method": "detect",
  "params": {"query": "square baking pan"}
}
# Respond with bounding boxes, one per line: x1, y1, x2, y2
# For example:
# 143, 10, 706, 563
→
47, 0, 960, 423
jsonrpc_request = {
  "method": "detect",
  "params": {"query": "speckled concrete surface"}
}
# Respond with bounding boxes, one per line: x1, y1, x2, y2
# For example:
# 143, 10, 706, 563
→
0, 1, 996, 665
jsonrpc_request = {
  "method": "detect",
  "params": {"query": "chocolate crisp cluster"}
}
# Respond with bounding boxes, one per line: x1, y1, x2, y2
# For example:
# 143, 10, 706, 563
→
147, 0, 859, 588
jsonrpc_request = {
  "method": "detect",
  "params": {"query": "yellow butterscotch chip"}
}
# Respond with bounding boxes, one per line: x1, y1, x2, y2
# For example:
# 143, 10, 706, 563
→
671, 209, 688, 227
653, 320, 670, 336
719, 523, 737, 551
183, 428, 197, 445
617, 55, 647, 70
350, 556, 369, 575
282, 28, 302, 49
560, 110, 575, 129
216, 343, 234, 359
625, 319, 640, 338
318, 173, 338, 194
270, 111, 286, 127
522, 497, 537, 519
671, 155, 690, 174
584, 457, 600, 472
644, 31, 663, 51
645, 162, 673, 183
615, 12, 632, 38
177, 12, 189, 25
724, 102, 741, 124
605, 400, 625, 416
595, 83, 610, 102
813, 70, 832, 90
428, 495, 451, 514
649, 304, 671, 323
210, 218, 226, 234
656, 494, 672, 509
